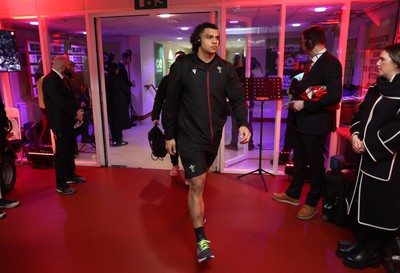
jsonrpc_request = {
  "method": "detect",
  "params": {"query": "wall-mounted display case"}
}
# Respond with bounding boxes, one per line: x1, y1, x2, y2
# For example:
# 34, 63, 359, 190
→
26, 41, 88, 98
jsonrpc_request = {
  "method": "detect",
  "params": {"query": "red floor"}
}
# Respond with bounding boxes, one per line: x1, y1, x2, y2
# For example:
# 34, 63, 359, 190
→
0, 165, 385, 273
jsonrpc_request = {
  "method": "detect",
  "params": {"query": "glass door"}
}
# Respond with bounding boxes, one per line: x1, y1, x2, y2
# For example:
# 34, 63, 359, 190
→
223, 6, 282, 174
98, 12, 214, 169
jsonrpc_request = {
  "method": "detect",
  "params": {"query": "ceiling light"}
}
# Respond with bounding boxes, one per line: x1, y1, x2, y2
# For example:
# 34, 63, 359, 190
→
82, 31, 87, 35
291, 23, 301, 27
29, 21, 39, 26
177, 37, 183, 40
314, 7, 327, 12
12, 16, 37, 19
159, 14, 171, 18
230, 20, 239, 24
180, 27, 189, 31
314, 19, 340, 25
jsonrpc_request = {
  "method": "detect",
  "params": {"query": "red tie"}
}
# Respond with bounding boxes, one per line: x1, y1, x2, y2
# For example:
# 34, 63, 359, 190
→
304, 61, 312, 77
63, 77, 70, 89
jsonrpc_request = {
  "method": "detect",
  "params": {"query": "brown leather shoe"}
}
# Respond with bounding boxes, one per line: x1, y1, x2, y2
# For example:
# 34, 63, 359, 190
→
271, 192, 299, 206
297, 205, 317, 220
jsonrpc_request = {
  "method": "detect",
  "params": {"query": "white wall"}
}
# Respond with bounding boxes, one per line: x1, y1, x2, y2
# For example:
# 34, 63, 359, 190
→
139, 36, 157, 117
103, 35, 190, 118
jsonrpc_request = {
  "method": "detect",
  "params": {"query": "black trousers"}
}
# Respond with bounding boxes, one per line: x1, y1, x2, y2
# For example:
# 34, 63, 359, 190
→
286, 131, 326, 207
111, 129, 123, 143
355, 224, 394, 254
281, 109, 295, 154
81, 110, 92, 138
170, 154, 179, 166
55, 129, 76, 188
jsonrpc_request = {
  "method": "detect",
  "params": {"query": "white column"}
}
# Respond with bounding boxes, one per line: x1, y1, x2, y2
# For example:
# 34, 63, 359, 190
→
328, 0, 351, 166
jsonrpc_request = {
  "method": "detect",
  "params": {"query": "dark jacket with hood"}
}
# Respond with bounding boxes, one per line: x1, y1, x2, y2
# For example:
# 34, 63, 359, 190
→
162, 53, 249, 144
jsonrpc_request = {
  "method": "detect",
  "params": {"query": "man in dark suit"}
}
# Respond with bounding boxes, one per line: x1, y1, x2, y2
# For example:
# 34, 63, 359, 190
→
272, 26, 342, 220
117, 52, 135, 89
118, 52, 137, 126
43, 55, 87, 195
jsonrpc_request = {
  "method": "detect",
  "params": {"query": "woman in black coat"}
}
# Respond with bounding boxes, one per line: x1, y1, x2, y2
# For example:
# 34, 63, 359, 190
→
105, 63, 131, 146
336, 43, 400, 269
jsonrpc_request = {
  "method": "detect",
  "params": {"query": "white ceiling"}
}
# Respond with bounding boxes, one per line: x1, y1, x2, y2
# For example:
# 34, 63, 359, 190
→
3, 1, 397, 51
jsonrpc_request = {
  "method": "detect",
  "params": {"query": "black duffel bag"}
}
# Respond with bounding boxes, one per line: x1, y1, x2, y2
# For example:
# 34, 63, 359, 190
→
148, 125, 167, 160
322, 165, 356, 226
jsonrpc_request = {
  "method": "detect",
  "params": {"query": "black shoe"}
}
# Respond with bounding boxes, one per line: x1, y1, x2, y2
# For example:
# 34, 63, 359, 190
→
338, 240, 355, 247
67, 175, 87, 184
225, 143, 238, 151
56, 186, 76, 195
336, 240, 363, 258
112, 141, 128, 147
343, 250, 381, 269
0, 198, 20, 209
338, 240, 354, 249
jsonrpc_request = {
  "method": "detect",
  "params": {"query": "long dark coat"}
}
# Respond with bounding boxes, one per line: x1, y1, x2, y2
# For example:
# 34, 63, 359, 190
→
348, 74, 400, 231
105, 73, 131, 132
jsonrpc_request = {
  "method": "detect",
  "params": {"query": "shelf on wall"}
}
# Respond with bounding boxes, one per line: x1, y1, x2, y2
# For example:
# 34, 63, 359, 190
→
26, 41, 88, 98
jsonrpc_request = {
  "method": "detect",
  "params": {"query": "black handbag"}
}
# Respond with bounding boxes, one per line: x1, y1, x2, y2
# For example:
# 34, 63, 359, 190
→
147, 125, 167, 160
322, 166, 356, 226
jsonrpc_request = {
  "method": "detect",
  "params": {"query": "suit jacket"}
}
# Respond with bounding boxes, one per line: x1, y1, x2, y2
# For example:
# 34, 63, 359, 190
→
42, 70, 79, 134
117, 62, 133, 99
293, 51, 342, 135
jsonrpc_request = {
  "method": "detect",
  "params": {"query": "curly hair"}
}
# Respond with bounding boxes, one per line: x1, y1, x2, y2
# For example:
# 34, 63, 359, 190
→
190, 22, 219, 53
